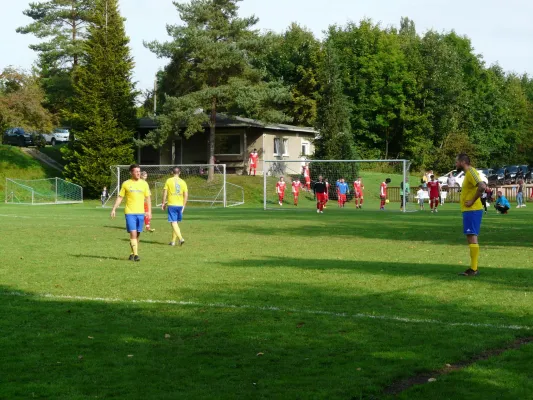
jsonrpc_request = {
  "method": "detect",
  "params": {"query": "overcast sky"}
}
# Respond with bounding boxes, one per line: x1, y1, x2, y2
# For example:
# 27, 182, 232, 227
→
1, 0, 531, 92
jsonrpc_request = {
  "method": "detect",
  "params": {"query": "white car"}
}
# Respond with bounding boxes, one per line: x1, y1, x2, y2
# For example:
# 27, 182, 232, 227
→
42, 128, 70, 146
438, 169, 488, 188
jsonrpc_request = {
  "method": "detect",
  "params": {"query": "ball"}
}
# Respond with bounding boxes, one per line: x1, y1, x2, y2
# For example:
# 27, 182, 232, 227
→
385, 199, 390, 204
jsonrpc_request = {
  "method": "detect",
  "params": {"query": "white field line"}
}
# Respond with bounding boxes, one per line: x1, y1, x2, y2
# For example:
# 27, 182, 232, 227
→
1, 291, 531, 332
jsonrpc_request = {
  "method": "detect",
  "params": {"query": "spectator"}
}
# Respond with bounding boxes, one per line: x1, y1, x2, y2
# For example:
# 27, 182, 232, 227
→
481, 187, 493, 215
416, 185, 426, 211
516, 179, 525, 208
400, 178, 410, 211
494, 190, 510, 214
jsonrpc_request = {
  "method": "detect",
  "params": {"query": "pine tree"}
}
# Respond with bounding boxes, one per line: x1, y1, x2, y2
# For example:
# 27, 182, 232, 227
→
63, 0, 136, 196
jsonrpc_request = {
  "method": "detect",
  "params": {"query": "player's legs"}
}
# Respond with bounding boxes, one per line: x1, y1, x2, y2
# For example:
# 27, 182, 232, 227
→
380, 197, 385, 209
460, 211, 482, 276
434, 197, 439, 211
125, 214, 144, 260
168, 206, 185, 245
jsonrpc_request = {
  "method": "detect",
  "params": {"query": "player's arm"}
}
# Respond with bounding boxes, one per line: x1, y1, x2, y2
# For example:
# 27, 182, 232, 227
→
161, 189, 168, 211
110, 196, 123, 218
182, 191, 188, 214
145, 195, 152, 219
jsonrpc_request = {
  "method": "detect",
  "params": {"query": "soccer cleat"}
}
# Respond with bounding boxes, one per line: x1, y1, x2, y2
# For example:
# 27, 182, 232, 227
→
434, 209, 438, 213
133, 255, 140, 262
317, 209, 320, 213
459, 268, 479, 276
128, 254, 134, 261
320, 211, 324, 214
179, 239, 185, 246
147, 228, 155, 233
169, 242, 176, 246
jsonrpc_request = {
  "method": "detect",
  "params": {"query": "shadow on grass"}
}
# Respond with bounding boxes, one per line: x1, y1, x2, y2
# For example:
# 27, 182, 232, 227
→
103, 225, 125, 230
0, 285, 530, 400
69, 254, 126, 261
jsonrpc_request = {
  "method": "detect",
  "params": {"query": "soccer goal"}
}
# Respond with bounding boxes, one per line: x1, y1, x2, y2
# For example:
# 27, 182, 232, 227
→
105, 164, 244, 208
5, 178, 83, 205
263, 159, 412, 211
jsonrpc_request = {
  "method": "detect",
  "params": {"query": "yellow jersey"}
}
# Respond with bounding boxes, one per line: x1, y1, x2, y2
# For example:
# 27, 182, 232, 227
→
460, 167, 483, 212
164, 177, 188, 207
119, 179, 151, 214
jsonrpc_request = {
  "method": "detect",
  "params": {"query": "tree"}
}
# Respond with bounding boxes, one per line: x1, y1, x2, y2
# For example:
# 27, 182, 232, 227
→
0, 67, 55, 133
62, 0, 136, 196
17, 0, 93, 115
144, 0, 290, 181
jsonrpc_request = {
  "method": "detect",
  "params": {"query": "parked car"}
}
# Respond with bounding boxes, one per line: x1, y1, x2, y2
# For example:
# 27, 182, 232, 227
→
480, 168, 500, 186
3, 127, 35, 147
517, 165, 530, 182
42, 128, 70, 146
505, 165, 521, 183
438, 169, 488, 189
492, 168, 507, 185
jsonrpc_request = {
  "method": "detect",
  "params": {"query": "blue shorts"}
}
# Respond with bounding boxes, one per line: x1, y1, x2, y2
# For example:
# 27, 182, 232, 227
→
463, 210, 483, 236
125, 214, 144, 233
167, 206, 183, 223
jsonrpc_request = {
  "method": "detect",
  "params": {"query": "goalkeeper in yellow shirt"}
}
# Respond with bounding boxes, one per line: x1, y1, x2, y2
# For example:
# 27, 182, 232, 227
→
111, 164, 151, 261
162, 167, 188, 246
456, 153, 486, 276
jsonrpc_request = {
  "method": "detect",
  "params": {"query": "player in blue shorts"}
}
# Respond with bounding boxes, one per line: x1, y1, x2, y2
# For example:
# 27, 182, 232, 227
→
111, 164, 151, 261
161, 167, 189, 246
456, 153, 486, 276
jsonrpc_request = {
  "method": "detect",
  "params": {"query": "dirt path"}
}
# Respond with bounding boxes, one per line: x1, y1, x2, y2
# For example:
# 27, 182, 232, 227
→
20, 147, 64, 172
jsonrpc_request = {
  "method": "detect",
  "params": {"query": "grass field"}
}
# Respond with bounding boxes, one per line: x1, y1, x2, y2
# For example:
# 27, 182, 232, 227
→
2, 191, 533, 399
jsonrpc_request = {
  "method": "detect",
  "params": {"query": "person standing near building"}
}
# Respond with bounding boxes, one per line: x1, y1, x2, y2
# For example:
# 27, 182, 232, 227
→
248, 149, 259, 176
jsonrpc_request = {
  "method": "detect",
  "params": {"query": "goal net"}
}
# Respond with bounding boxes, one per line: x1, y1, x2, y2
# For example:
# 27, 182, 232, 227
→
5, 178, 83, 205
263, 159, 412, 211
105, 164, 244, 208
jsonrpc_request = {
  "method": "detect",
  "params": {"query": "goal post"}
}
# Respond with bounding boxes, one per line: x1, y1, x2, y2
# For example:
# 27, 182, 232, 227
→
262, 159, 411, 211
5, 177, 83, 205
105, 164, 244, 208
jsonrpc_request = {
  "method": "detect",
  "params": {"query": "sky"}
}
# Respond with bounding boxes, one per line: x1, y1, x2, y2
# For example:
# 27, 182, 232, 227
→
1, 0, 532, 92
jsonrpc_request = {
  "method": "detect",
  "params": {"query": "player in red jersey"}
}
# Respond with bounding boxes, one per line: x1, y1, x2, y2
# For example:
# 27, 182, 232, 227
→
380, 178, 391, 210
314, 175, 327, 213
427, 174, 441, 213
140, 171, 155, 232
292, 177, 301, 206
324, 178, 330, 208
353, 176, 364, 209
248, 149, 259, 176
276, 177, 286, 206
303, 164, 311, 191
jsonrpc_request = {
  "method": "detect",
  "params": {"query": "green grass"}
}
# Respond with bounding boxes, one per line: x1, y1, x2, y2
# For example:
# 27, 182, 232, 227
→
0, 144, 62, 193
1, 195, 532, 399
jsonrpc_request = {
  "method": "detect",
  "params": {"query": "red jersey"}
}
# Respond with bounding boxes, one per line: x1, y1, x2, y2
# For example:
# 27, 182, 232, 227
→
427, 180, 440, 197
276, 181, 286, 193
353, 180, 363, 193
303, 166, 310, 178
249, 152, 259, 166
380, 182, 388, 197
292, 181, 301, 193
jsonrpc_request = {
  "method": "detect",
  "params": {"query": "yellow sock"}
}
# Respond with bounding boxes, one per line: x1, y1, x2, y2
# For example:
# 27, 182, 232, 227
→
130, 239, 138, 256
469, 244, 479, 271
172, 232, 177, 243
172, 223, 183, 241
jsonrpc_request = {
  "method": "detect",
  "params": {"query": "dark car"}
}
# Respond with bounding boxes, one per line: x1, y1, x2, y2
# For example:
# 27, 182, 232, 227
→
517, 165, 529, 182
493, 168, 507, 185
505, 165, 520, 183
3, 128, 35, 147
481, 168, 499, 185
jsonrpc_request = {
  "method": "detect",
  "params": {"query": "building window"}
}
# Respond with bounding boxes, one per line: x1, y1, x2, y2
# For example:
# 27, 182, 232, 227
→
301, 142, 310, 156
274, 137, 289, 156
215, 134, 241, 155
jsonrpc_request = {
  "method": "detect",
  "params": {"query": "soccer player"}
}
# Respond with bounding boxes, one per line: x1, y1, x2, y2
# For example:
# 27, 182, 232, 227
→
101, 186, 109, 207
336, 178, 349, 208
427, 175, 441, 213
292, 177, 301, 206
303, 164, 311, 191
314, 175, 327, 213
248, 148, 259, 176
162, 167, 188, 246
324, 178, 331, 208
111, 164, 151, 262
353, 177, 364, 209
380, 178, 391, 210
276, 176, 286, 206
140, 171, 155, 232
456, 153, 486, 276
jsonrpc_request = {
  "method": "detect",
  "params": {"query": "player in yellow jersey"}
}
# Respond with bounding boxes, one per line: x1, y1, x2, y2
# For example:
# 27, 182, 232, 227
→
161, 167, 188, 246
456, 153, 486, 276
111, 164, 152, 261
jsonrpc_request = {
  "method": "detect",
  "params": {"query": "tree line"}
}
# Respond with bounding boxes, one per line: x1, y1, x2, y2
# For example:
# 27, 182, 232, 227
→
4, 0, 532, 194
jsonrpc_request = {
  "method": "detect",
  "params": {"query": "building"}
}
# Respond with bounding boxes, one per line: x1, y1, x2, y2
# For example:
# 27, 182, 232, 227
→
137, 114, 317, 174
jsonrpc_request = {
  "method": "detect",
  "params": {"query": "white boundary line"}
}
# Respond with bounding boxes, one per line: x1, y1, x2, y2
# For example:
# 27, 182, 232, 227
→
1, 291, 531, 332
